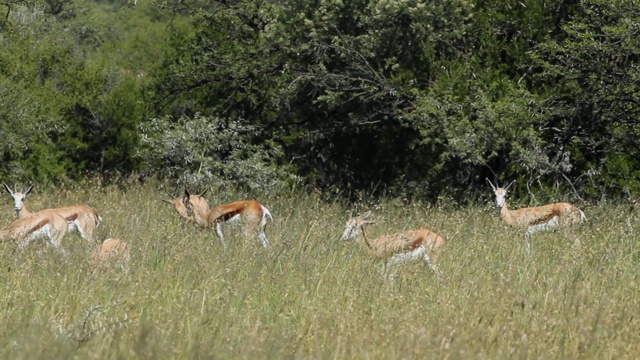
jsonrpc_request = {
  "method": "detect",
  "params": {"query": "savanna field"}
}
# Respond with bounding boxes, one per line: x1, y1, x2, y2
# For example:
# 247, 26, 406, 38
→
0, 181, 639, 359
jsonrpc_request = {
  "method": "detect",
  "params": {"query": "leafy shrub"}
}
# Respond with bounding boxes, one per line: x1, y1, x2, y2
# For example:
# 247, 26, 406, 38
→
138, 114, 297, 192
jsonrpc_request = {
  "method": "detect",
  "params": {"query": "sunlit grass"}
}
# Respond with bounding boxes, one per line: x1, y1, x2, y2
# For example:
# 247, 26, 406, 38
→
0, 182, 639, 358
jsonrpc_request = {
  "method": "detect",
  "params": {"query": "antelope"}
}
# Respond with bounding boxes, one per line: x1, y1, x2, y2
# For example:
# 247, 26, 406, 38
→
486, 179, 587, 252
91, 238, 130, 269
0, 211, 69, 249
164, 189, 273, 249
3, 183, 102, 242
162, 189, 210, 227
205, 199, 273, 249
341, 211, 445, 279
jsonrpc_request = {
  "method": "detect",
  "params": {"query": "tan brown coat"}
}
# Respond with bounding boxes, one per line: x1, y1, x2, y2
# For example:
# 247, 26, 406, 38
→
0, 211, 69, 248
3, 183, 102, 241
91, 238, 130, 269
341, 211, 445, 278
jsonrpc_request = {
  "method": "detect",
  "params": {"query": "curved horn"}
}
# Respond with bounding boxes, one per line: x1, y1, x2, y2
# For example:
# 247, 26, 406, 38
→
485, 178, 497, 191
2, 182, 13, 195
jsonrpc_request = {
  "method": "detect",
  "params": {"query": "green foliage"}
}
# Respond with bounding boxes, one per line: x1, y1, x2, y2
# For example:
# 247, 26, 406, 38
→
146, 0, 593, 201
1, 0, 640, 201
532, 0, 640, 199
139, 114, 296, 192
0, 0, 176, 184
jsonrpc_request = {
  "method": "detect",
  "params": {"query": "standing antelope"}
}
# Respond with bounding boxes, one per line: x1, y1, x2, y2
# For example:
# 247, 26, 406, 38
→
201, 199, 273, 249
3, 183, 102, 242
486, 179, 587, 252
162, 189, 210, 227
0, 211, 69, 248
341, 211, 445, 278
91, 238, 130, 269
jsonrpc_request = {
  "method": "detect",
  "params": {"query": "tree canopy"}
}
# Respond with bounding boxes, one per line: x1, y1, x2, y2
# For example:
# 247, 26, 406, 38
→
0, 0, 638, 202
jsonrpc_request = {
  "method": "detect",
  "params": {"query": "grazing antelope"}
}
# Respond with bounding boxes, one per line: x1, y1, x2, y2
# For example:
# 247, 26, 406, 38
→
163, 189, 273, 249
91, 238, 130, 269
162, 189, 210, 227
0, 211, 69, 248
486, 179, 587, 252
341, 211, 445, 278
203, 199, 273, 249
3, 183, 102, 242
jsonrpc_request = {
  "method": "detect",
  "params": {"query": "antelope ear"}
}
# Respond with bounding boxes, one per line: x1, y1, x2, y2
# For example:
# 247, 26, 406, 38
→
485, 178, 496, 191
24, 184, 34, 196
2, 183, 12, 195
184, 189, 191, 197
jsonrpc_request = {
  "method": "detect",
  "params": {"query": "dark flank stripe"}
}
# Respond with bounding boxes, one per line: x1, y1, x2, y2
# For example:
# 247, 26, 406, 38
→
218, 208, 243, 222
64, 213, 79, 222
33, 218, 49, 231
409, 237, 423, 250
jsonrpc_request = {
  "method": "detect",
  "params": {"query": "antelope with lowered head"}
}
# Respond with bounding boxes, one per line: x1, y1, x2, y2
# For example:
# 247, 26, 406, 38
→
486, 178, 587, 252
163, 189, 273, 249
341, 211, 445, 278
198, 199, 273, 249
3, 183, 102, 242
162, 189, 210, 227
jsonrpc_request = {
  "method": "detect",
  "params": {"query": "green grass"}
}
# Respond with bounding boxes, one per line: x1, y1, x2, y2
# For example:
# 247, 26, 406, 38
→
0, 182, 639, 359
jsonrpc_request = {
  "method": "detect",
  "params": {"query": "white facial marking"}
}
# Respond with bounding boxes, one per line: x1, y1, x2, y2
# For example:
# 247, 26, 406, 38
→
494, 188, 506, 208
11, 193, 25, 211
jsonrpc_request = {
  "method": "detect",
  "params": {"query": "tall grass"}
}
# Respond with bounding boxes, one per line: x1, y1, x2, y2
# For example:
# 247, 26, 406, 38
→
0, 182, 639, 359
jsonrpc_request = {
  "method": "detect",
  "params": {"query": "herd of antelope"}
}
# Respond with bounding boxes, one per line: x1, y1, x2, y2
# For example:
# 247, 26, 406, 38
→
0, 179, 588, 278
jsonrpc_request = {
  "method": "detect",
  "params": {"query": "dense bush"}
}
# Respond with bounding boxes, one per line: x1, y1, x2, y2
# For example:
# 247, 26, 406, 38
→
1, 0, 639, 202
138, 114, 296, 192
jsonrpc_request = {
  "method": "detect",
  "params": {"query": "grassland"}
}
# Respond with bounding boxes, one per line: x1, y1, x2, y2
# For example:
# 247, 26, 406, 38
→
0, 181, 639, 359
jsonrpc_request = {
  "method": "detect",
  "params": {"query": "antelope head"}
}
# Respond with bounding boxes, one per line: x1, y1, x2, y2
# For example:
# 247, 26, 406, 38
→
3, 183, 34, 215
486, 178, 515, 209
341, 211, 375, 241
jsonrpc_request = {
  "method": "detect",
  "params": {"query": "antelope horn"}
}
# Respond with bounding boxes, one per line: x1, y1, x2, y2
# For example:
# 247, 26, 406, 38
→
485, 178, 497, 191
2, 182, 13, 195
505, 180, 516, 191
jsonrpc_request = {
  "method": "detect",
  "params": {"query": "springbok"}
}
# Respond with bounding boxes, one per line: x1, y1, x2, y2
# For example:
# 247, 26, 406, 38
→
186, 198, 273, 249
486, 179, 587, 252
91, 238, 130, 269
0, 211, 69, 248
164, 189, 273, 249
162, 189, 210, 227
3, 183, 102, 242
341, 211, 445, 278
